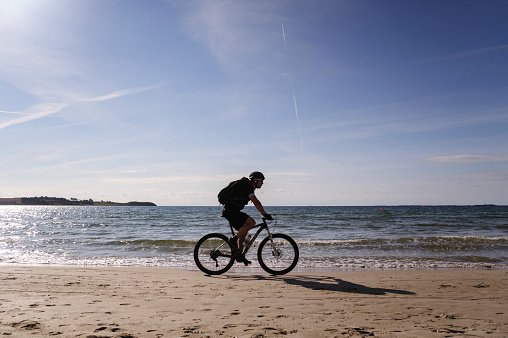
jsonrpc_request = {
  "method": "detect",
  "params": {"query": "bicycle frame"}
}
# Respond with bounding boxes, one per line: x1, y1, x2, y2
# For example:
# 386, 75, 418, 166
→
230, 219, 274, 256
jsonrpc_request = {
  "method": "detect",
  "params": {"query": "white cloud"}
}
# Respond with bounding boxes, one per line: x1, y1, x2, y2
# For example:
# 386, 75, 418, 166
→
0, 42, 81, 100
305, 99, 508, 143
184, 0, 281, 77
0, 82, 164, 131
414, 43, 508, 64
427, 154, 508, 163
0, 110, 25, 115
103, 171, 312, 185
104, 175, 221, 184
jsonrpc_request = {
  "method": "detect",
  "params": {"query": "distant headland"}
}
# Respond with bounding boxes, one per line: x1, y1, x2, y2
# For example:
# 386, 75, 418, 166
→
0, 197, 156, 206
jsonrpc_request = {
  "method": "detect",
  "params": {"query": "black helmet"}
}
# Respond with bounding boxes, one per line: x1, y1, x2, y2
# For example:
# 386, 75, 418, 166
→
249, 171, 265, 181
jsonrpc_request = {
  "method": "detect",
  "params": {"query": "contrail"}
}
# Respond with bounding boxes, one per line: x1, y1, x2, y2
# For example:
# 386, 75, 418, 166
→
282, 22, 288, 46
208, 130, 259, 164
0, 103, 68, 130
290, 77, 303, 149
281, 23, 303, 150
81, 83, 164, 102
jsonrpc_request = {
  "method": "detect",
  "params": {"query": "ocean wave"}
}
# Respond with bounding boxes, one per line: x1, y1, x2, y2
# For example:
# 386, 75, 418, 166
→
296, 235, 508, 246
106, 238, 195, 245
92, 236, 508, 252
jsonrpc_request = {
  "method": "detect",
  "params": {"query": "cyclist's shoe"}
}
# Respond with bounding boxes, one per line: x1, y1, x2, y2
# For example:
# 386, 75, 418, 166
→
235, 253, 251, 266
228, 236, 239, 254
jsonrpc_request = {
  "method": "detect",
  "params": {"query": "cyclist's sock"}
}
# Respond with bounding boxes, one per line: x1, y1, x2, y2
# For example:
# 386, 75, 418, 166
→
228, 236, 239, 253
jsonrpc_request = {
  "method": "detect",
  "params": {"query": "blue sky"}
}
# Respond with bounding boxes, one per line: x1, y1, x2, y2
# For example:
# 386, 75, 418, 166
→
1, 0, 507, 206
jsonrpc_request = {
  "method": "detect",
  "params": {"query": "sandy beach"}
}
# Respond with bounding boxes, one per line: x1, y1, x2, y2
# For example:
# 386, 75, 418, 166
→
0, 266, 506, 337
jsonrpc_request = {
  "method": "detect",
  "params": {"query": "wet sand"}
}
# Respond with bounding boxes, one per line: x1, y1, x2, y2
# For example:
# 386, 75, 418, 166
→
0, 266, 507, 337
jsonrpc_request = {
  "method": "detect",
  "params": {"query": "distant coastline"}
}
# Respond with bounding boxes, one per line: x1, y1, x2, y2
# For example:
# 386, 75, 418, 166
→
0, 197, 156, 206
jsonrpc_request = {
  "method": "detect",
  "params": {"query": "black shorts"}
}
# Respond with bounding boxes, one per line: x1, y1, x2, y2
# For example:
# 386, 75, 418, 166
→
222, 208, 249, 230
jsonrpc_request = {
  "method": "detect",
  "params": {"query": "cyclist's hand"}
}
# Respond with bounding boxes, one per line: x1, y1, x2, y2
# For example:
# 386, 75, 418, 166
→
264, 213, 273, 221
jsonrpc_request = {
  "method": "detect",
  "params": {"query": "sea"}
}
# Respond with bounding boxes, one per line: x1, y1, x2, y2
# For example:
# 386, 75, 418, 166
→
1, 205, 507, 272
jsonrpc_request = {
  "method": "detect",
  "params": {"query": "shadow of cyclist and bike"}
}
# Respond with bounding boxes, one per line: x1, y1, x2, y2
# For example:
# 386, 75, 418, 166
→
208, 274, 415, 296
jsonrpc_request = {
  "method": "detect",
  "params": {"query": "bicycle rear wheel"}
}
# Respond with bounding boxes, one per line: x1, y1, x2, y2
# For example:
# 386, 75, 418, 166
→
194, 233, 235, 275
257, 234, 299, 275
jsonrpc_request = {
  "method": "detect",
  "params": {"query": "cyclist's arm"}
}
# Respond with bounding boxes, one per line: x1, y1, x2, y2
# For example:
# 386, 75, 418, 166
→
249, 194, 268, 216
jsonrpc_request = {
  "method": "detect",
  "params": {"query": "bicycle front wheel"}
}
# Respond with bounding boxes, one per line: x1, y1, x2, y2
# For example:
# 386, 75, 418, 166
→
194, 233, 235, 275
257, 234, 299, 275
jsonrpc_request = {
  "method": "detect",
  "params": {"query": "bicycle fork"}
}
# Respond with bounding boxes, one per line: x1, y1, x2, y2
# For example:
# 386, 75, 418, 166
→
264, 226, 283, 259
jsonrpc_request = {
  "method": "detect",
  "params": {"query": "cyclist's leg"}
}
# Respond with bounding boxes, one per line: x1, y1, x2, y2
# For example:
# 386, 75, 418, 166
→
223, 209, 251, 251
237, 217, 255, 252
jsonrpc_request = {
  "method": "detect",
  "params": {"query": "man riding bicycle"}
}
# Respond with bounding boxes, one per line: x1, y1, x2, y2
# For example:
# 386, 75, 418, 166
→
220, 171, 272, 265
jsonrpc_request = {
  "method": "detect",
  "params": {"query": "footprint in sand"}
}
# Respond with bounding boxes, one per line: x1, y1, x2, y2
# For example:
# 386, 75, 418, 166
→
94, 325, 121, 333
11, 320, 41, 330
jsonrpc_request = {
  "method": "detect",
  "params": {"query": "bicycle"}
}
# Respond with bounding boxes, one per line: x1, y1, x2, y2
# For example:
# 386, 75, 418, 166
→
193, 217, 299, 275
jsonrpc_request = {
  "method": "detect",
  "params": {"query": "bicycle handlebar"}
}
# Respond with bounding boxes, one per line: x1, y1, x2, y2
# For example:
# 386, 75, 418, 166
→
258, 216, 274, 227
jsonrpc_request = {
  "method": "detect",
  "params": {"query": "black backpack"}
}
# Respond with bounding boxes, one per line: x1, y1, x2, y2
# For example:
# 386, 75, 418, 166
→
218, 177, 249, 206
